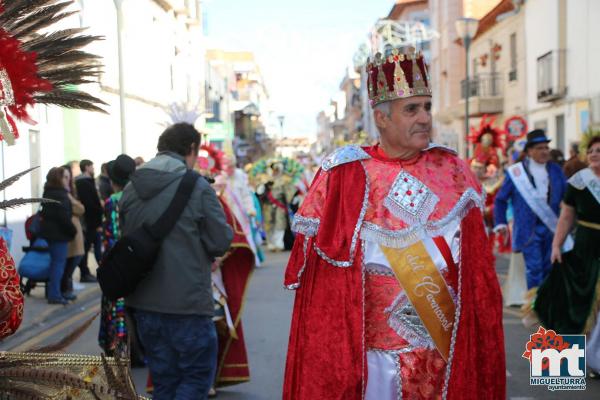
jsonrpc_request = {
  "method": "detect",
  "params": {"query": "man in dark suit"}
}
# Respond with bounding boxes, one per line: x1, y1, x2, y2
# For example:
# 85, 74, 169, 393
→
75, 159, 103, 282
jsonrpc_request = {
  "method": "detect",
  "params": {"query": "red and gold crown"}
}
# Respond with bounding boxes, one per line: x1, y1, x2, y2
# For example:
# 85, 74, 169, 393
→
366, 48, 432, 107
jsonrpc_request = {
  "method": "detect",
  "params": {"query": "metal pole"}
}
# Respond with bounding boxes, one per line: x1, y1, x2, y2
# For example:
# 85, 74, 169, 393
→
114, 0, 127, 154
464, 36, 470, 159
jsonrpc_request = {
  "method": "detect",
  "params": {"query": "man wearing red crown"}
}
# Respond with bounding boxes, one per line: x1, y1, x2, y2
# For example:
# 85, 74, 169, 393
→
283, 48, 505, 400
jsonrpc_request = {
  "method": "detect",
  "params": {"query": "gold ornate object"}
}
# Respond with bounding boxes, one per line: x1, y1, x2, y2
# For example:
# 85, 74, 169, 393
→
0, 351, 147, 399
366, 48, 432, 106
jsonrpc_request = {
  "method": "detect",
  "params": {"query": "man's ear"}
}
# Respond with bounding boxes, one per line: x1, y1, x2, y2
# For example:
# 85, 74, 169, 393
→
190, 143, 199, 157
373, 109, 388, 130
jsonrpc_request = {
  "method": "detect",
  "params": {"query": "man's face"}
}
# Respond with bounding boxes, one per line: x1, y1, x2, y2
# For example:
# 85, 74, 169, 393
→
222, 157, 235, 176
87, 163, 95, 177
470, 163, 486, 179
527, 142, 551, 164
376, 96, 432, 152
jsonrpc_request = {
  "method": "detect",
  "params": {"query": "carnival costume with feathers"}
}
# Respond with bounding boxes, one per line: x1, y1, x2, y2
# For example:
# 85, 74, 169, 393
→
0, 1, 143, 398
469, 115, 510, 253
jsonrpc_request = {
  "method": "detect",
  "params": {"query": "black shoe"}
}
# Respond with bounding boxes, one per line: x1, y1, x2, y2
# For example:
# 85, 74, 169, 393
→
80, 274, 97, 283
62, 292, 77, 301
48, 298, 68, 305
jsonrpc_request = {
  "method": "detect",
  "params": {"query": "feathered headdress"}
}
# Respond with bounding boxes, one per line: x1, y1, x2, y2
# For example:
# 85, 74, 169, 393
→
468, 114, 507, 168
197, 144, 225, 176
249, 157, 305, 185
0, 0, 106, 145
164, 101, 202, 126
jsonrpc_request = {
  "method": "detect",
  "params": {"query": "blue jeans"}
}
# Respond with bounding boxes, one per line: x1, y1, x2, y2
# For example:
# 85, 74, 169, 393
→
522, 223, 554, 289
47, 240, 68, 301
61, 255, 83, 293
134, 310, 217, 400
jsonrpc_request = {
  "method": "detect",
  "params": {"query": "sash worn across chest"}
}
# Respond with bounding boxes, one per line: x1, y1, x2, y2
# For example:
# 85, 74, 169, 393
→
508, 162, 574, 251
380, 241, 455, 361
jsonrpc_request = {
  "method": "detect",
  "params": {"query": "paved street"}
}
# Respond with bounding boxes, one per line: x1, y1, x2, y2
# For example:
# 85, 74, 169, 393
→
4, 250, 600, 399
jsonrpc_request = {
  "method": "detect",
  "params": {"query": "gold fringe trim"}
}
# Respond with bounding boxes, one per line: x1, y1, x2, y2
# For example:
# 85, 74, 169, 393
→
223, 363, 248, 368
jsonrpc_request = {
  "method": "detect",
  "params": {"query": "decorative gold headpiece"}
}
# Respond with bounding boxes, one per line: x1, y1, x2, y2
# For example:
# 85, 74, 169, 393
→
366, 48, 432, 107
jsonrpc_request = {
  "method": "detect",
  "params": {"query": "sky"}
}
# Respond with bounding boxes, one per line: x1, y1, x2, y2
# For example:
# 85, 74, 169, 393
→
203, 0, 393, 139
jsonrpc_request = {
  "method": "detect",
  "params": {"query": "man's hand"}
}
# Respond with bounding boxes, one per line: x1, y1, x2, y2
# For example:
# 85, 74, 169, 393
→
494, 225, 509, 247
211, 257, 223, 272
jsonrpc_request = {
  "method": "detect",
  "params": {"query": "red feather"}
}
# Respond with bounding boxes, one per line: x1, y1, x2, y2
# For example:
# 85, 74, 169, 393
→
0, 28, 52, 124
197, 144, 225, 175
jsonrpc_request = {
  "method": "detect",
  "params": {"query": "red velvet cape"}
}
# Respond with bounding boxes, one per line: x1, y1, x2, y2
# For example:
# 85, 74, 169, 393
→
283, 161, 505, 399
215, 199, 255, 386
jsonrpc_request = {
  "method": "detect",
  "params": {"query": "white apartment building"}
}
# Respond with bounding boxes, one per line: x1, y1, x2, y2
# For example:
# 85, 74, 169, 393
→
1, 0, 205, 261
523, 0, 600, 153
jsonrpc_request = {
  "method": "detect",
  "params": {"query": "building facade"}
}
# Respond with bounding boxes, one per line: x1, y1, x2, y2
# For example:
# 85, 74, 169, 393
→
429, 0, 500, 155
2, 0, 205, 261
523, 0, 600, 153
452, 0, 528, 155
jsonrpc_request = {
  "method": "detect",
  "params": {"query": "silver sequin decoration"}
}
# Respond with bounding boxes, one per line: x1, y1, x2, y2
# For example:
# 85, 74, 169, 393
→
365, 263, 395, 277
291, 215, 320, 237
384, 171, 439, 225
322, 145, 371, 171
0, 68, 15, 106
284, 236, 310, 290
441, 220, 464, 400
385, 293, 435, 350
361, 241, 366, 400
366, 348, 415, 400
361, 188, 484, 249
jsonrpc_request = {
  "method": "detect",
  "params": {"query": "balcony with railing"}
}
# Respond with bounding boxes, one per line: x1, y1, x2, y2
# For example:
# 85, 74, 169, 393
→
455, 72, 504, 116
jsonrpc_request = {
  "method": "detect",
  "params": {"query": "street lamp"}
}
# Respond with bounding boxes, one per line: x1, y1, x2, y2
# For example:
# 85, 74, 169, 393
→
114, 0, 127, 153
277, 115, 285, 139
455, 17, 479, 159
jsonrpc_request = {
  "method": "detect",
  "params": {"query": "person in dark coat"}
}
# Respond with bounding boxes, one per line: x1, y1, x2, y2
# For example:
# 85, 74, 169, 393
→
41, 167, 77, 305
97, 162, 114, 202
75, 159, 103, 282
563, 142, 587, 178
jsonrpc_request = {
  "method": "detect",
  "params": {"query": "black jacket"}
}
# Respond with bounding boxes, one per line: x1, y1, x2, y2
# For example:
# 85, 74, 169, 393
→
40, 187, 77, 242
98, 175, 113, 202
75, 175, 103, 230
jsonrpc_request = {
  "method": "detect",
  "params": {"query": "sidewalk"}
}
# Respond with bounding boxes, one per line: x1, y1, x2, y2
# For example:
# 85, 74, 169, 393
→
0, 256, 102, 351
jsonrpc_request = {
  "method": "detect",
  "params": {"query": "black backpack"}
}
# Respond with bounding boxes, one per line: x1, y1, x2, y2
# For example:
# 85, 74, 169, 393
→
97, 170, 199, 300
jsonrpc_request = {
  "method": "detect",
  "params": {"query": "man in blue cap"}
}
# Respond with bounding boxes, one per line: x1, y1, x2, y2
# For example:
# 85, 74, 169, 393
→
494, 129, 569, 290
